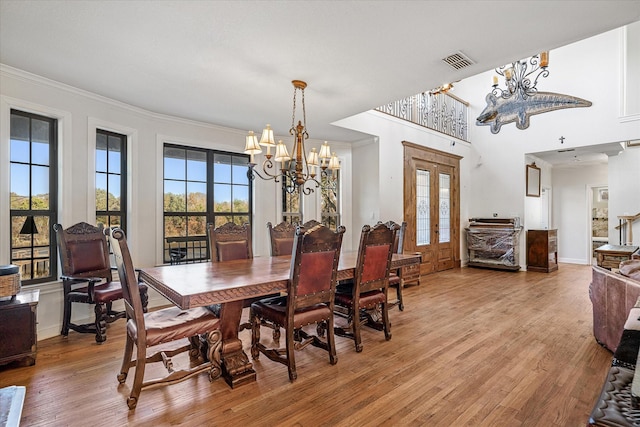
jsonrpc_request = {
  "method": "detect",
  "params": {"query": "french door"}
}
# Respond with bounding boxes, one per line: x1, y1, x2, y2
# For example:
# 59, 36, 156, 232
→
403, 142, 461, 274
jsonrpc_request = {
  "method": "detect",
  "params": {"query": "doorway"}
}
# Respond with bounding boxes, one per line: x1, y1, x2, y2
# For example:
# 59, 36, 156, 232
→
590, 185, 609, 264
402, 142, 461, 275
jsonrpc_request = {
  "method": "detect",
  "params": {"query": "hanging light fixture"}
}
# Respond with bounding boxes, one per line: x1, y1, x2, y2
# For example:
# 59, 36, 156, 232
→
244, 80, 340, 195
490, 51, 549, 100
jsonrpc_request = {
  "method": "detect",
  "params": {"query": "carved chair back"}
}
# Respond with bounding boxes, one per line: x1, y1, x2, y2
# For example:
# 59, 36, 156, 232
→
267, 221, 297, 256
207, 222, 253, 262
55, 222, 112, 283
106, 228, 143, 322
385, 220, 407, 255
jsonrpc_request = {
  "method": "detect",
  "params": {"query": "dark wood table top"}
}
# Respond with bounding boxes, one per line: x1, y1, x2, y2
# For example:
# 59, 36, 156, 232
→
139, 252, 421, 309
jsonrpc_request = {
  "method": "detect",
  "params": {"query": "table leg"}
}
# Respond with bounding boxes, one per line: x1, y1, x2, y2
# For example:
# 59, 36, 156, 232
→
218, 300, 256, 387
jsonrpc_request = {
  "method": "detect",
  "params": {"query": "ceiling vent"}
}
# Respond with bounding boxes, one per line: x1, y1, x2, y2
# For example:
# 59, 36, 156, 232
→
442, 51, 475, 70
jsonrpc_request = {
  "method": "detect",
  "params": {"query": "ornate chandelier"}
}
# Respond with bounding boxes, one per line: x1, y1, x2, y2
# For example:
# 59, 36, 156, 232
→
244, 80, 340, 195
490, 51, 549, 100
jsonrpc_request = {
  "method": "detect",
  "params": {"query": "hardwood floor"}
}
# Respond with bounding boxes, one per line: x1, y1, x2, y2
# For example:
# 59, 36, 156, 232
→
0, 264, 612, 426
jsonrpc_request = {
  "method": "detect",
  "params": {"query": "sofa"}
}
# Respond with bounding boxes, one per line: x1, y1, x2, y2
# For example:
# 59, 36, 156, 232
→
590, 258, 640, 352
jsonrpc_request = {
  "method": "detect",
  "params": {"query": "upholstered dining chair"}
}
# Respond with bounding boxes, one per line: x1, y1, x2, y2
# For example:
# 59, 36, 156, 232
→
250, 223, 345, 381
207, 222, 253, 262
108, 227, 222, 410
267, 221, 297, 256
54, 222, 148, 343
334, 222, 398, 352
206, 221, 268, 332
385, 220, 407, 311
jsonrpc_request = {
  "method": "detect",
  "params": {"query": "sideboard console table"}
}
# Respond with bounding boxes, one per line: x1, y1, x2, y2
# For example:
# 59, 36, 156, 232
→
466, 218, 522, 271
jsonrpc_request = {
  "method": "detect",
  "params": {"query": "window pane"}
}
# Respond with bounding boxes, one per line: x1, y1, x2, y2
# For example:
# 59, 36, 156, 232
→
187, 150, 206, 181
108, 174, 121, 210
164, 180, 186, 212
108, 145, 121, 174
234, 215, 249, 225
214, 154, 231, 183
96, 173, 107, 210
165, 216, 186, 238
214, 184, 232, 212
187, 182, 207, 212
10, 114, 29, 144
439, 173, 451, 243
164, 147, 186, 180
31, 165, 50, 209
10, 163, 30, 209
96, 215, 108, 228
32, 140, 49, 166
416, 169, 430, 246
232, 185, 249, 213
187, 215, 206, 235
232, 156, 249, 185
31, 119, 50, 145
10, 137, 29, 163
109, 215, 122, 228
96, 135, 107, 172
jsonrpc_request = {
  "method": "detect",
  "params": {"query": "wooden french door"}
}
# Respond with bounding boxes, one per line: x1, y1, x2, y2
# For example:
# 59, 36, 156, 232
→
403, 142, 461, 275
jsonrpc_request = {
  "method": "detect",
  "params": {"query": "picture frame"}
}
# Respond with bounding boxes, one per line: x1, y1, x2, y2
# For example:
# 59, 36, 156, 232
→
598, 188, 609, 202
526, 163, 541, 197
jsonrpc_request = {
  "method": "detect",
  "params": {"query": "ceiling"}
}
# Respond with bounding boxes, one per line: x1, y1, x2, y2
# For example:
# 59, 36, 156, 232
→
530, 141, 628, 168
1, 1, 640, 144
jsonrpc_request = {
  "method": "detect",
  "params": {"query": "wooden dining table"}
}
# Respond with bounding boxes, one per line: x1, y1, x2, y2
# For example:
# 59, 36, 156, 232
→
139, 251, 421, 388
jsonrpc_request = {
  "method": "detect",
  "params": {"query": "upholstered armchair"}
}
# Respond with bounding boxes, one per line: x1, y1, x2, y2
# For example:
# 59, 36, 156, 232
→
54, 222, 148, 343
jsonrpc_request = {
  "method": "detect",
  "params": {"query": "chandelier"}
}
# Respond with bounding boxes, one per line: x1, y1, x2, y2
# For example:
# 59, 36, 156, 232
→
244, 80, 340, 195
490, 51, 549, 100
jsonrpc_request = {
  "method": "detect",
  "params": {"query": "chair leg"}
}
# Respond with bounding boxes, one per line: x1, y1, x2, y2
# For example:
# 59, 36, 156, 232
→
382, 302, 392, 341
352, 308, 363, 353
396, 282, 405, 311
250, 309, 261, 360
117, 334, 134, 384
326, 318, 338, 365
286, 327, 297, 382
94, 303, 107, 343
61, 295, 71, 336
128, 345, 147, 410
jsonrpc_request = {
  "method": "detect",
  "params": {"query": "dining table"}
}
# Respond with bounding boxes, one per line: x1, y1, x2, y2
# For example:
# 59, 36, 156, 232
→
138, 251, 422, 388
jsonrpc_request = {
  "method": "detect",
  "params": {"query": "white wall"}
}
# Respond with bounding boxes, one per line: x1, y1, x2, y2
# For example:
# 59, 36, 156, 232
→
552, 163, 608, 264
0, 65, 353, 339
609, 146, 640, 245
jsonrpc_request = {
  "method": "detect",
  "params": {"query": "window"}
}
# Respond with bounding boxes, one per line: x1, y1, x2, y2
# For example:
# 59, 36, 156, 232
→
321, 170, 340, 230
10, 109, 58, 284
163, 145, 251, 263
96, 129, 127, 232
282, 176, 302, 224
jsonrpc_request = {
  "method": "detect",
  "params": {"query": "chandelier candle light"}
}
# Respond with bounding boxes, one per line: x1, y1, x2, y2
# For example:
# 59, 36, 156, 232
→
491, 51, 549, 100
244, 80, 340, 195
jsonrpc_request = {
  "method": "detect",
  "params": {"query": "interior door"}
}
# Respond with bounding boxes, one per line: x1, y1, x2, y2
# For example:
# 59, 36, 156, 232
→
403, 142, 460, 274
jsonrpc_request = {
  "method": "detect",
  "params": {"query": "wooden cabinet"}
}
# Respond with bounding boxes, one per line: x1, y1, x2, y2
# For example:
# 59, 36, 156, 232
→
0, 289, 39, 367
526, 229, 558, 272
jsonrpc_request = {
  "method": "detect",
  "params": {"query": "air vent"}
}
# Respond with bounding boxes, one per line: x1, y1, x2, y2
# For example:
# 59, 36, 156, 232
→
442, 51, 475, 70
557, 148, 575, 153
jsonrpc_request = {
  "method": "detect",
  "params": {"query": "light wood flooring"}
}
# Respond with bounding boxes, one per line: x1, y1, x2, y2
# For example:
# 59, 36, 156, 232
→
0, 264, 613, 426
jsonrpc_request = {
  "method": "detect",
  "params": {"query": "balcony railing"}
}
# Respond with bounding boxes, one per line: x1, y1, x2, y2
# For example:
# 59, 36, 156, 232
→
375, 92, 469, 142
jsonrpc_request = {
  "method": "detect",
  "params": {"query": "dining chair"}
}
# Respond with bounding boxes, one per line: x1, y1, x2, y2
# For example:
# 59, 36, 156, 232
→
54, 222, 148, 343
385, 220, 407, 311
108, 227, 222, 410
206, 221, 277, 333
267, 221, 297, 256
250, 223, 345, 381
334, 221, 398, 352
207, 222, 253, 262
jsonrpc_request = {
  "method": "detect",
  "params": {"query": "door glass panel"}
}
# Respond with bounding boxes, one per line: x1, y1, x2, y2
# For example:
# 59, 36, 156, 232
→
416, 169, 430, 245
439, 173, 451, 243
